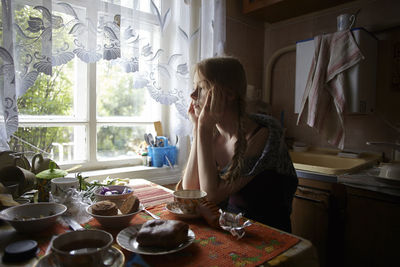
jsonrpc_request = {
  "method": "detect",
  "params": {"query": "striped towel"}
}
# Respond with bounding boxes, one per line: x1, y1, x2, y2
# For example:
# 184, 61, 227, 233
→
297, 30, 364, 149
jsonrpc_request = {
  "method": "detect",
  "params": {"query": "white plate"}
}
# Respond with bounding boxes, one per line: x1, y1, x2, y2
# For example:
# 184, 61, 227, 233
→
165, 202, 201, 219
117, 224, 195, 255
34, 246, 125, 267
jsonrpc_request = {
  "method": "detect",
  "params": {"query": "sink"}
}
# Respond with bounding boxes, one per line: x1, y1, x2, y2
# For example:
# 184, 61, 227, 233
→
290, 147, 381, 175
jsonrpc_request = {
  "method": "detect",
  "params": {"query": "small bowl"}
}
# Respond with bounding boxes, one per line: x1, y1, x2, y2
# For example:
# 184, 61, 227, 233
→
94, 185, 134, 208
173, 189, 207, 215
0, 202, 67, 233
86, 203, 143, 229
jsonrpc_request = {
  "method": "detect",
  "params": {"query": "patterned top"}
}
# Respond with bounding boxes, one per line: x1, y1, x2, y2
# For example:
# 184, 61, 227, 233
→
222, 114, 298, 232
241, 114, 297, 178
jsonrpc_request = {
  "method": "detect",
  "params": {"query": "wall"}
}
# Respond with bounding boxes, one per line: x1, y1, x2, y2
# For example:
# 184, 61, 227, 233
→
262, 0, 400, 159
225, 1, 265, 107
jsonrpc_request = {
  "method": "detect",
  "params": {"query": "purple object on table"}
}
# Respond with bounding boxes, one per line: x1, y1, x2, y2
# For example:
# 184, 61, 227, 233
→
100, 186, 132, 195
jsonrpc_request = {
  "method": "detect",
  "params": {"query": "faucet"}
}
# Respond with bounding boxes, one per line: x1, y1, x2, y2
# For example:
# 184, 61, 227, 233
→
366, 141, 400, 161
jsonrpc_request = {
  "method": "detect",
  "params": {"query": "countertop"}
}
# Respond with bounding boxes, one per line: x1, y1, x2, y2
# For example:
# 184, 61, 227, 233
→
296, 167, 400, 197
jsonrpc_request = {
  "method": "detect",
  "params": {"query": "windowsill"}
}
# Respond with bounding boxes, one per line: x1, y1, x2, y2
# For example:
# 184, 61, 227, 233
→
66, 165, 182, 185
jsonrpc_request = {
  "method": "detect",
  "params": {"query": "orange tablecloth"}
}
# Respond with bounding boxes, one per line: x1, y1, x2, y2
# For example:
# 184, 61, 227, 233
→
129, 181, 174, 207
36, 179, 300, 267
86, 204, 300, 267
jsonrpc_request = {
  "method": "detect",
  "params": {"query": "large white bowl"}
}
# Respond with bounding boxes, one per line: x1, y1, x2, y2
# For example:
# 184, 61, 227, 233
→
86, 203, 143, 229
0, 202, 67, 233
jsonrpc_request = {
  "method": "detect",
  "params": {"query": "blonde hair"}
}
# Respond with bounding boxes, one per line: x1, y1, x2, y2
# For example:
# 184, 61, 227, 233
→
195, 56, 248, 181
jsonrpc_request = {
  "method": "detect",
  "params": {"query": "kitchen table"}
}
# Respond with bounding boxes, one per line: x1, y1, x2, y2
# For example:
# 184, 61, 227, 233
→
0, 179, 318, 266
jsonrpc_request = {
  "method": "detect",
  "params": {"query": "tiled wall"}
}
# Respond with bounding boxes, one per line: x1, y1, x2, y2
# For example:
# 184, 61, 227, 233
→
228, 0, 400, 160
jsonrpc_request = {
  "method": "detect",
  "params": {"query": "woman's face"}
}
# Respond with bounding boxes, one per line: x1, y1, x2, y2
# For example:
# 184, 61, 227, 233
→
191, 70, 210, 116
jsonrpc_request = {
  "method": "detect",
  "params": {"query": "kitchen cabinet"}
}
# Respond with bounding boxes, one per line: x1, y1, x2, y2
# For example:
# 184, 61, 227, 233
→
242, 0, 355, 23
291, 177, 345, 267
291, 174, 400, 267
344, 187, 400, 267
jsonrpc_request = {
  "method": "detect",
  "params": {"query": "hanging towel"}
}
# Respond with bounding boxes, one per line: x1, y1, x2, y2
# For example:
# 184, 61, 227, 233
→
296, 30, 364, 149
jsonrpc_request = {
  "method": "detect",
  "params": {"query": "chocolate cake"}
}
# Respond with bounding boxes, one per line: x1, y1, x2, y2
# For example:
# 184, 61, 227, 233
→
91, 200, 118, 216
136, 219, 189, 248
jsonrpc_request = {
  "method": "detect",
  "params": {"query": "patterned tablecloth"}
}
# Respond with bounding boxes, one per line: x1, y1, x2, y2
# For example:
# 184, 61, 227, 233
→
1, 179, 319, 267
88, 203, 301, 267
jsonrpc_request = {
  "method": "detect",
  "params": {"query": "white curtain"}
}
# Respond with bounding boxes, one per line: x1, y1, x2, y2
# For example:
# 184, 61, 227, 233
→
0, 0, 225, 151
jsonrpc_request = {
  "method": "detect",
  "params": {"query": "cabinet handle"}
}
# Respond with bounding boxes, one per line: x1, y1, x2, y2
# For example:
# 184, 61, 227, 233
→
294, 194, 323, 204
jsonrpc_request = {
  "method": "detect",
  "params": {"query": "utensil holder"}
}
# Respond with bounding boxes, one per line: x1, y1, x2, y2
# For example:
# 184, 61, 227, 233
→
147, 145, 177, 167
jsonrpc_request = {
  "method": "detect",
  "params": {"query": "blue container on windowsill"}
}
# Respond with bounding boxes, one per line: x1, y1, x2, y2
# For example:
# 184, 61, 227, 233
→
147, 136, 177, 167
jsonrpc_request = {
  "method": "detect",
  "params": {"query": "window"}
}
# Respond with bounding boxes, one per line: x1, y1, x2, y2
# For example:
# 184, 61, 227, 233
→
9, 0, 163, 171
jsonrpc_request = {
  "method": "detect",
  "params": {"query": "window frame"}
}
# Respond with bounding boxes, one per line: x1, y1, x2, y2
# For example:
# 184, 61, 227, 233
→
14, 0, 167, 172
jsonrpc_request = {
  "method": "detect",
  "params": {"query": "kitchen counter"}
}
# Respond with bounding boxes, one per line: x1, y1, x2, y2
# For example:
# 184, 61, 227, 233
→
295, 170, 337, 183
290, 148, 381, 176
295, 166, 400, 197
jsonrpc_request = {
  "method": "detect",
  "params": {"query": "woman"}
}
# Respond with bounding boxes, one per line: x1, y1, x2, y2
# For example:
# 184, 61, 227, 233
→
179, 56, 298, 232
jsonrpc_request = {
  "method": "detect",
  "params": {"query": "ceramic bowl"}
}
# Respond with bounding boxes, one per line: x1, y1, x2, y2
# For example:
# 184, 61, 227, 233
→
51, 229, 117, 266
94, 185, 134, 208
379, 163, 400, 180
86, 203, 143, 228
0, 202, 67, 233
173, 189, 207, 215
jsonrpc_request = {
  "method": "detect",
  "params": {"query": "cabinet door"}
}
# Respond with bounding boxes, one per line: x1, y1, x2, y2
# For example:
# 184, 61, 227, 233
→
291, 186, 330, 267
345, 191, 400, 267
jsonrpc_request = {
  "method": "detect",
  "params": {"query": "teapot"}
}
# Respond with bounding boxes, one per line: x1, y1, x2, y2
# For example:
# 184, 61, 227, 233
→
31, 153, 59, 174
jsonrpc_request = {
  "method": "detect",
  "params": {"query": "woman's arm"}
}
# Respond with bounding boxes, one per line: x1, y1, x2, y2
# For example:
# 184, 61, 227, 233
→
196, 90, 220, 198
181, 103, 200, 189
197, 92, 268, 203
197, 122, 219, 197
181, 126, 200, 189
196, 90, 253, 203
197, 123, 257, 203
197, 122, 253, 203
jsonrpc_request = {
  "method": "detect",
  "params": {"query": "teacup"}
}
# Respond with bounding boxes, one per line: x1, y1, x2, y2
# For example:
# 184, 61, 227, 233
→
173, 189, 207, 215
51, 229, 117, 267
51, 177, 79, 197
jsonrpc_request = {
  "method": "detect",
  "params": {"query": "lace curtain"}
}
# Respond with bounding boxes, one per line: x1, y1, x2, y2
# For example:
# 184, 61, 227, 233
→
0, 0, 225, 151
